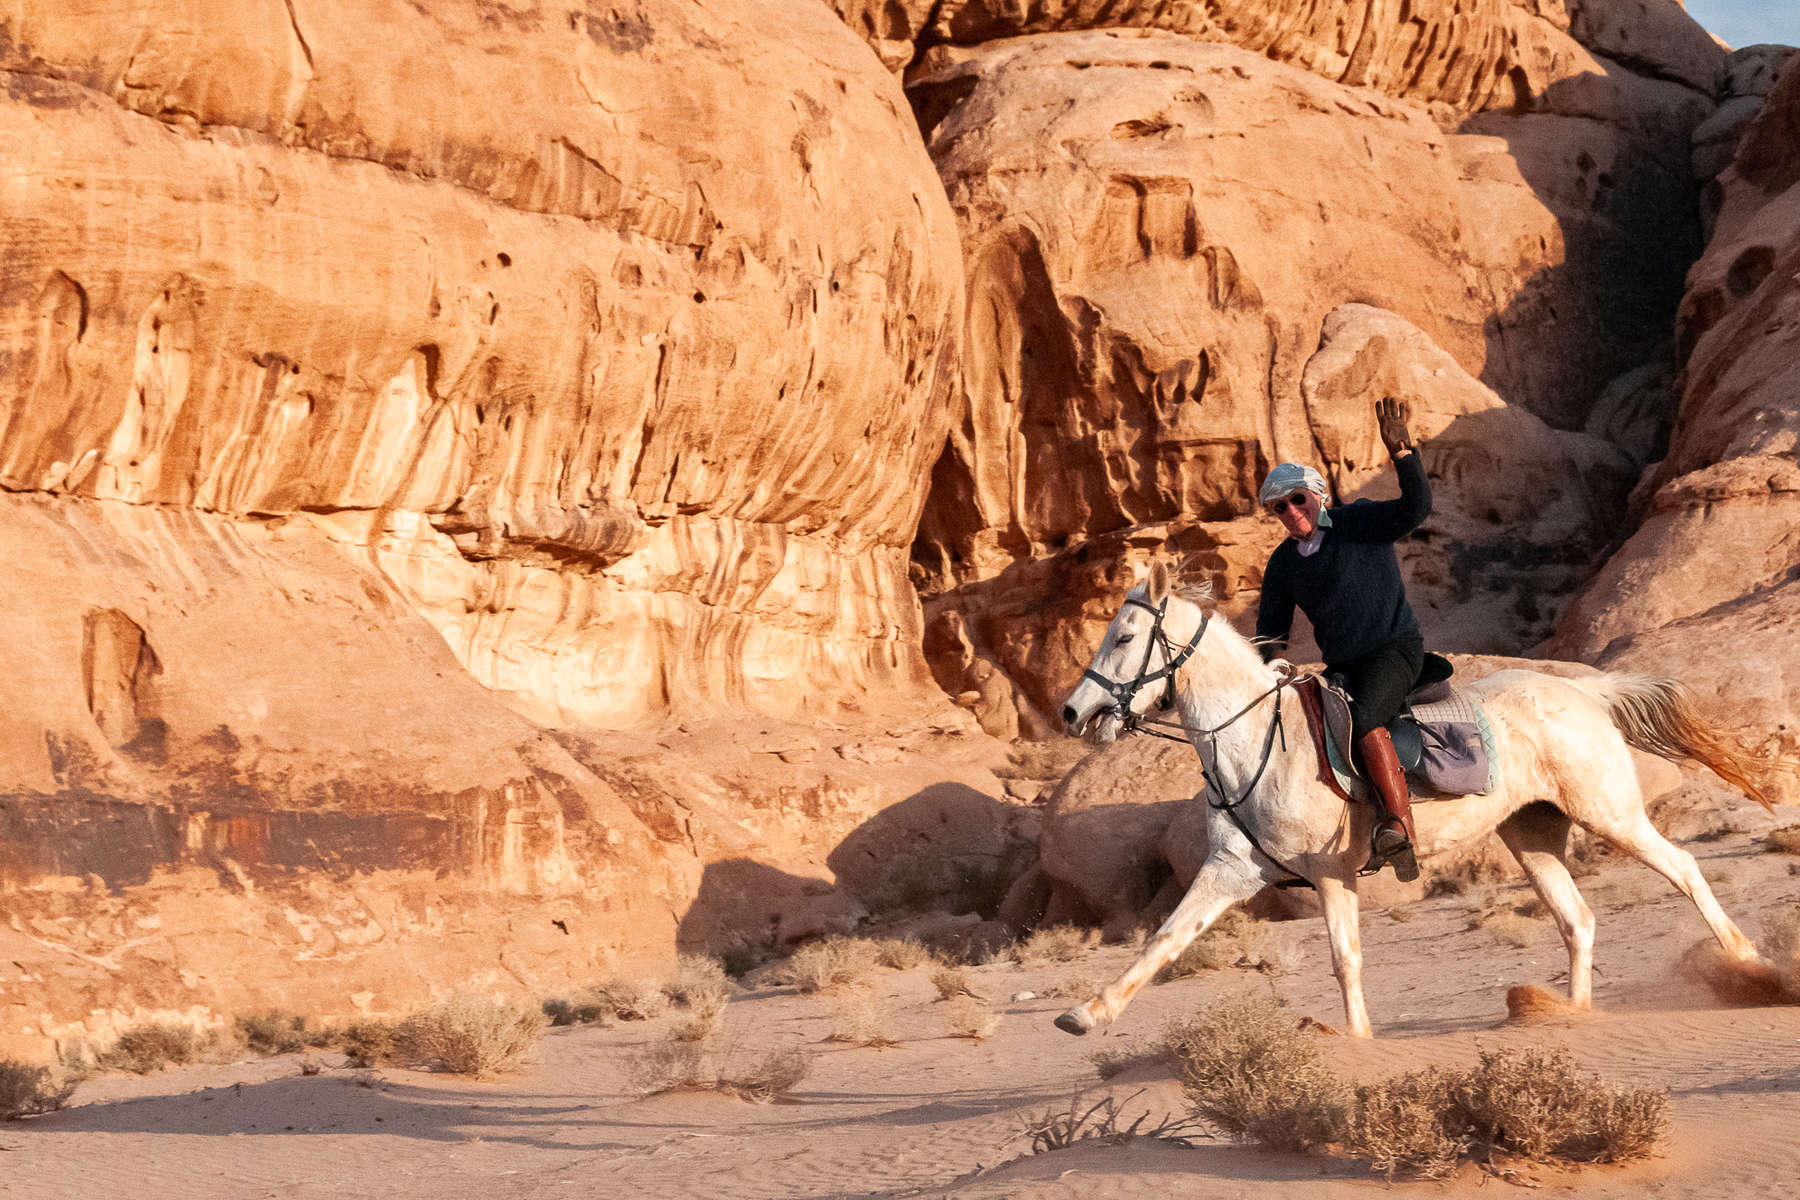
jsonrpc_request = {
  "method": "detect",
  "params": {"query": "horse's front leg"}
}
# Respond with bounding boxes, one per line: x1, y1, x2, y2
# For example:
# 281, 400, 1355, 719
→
1055, 852, 1265, 1035
1315, 874, 1372, 1037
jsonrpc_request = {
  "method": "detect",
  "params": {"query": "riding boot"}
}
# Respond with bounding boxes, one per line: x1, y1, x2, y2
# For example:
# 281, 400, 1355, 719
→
1357, 727, 1419, 883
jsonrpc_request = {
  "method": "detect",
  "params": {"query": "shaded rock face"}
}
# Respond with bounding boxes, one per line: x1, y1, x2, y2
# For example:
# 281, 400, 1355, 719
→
909, 27, 1713, 730
1547, 53, 1800, 798
0, 0, 963, 729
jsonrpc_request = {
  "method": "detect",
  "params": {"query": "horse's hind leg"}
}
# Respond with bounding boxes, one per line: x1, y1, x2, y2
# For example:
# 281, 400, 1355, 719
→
1576, 804, 1755, 961
1497, 803, 1595, 1007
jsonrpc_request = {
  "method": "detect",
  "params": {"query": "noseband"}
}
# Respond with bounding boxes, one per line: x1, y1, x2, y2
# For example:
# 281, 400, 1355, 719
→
1080, 596, 1210, 729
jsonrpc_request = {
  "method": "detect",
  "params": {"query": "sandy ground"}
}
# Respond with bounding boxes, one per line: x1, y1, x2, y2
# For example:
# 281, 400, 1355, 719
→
9, 814, 1800, 1200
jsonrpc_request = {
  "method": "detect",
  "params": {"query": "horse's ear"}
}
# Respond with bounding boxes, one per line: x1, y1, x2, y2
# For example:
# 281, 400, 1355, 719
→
1146, 560, 1171, 604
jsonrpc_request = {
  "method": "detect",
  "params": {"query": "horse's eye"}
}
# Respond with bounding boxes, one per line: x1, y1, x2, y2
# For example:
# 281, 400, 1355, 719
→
1117, 634, 1134, 646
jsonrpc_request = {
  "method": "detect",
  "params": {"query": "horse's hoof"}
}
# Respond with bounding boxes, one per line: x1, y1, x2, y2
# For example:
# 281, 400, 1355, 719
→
1054, 1008, 1094, 1036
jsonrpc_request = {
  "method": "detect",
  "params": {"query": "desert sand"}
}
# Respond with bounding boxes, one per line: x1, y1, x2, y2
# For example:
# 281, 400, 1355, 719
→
8, 787, 1800, 1200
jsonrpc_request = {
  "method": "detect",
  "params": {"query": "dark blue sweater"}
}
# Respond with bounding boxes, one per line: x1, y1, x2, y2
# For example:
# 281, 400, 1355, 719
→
1255, 452, 1431, 667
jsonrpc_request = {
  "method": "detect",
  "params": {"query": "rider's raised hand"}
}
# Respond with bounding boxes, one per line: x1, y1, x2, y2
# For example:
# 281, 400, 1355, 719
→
1376, 396, 1414, 458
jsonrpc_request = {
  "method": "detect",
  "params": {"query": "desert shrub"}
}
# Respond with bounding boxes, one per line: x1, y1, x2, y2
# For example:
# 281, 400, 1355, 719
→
1013, 926, 1095, 965
1456, 1046, 1668, 1163
782, 937, 882, 993
1763, 827, 1800, 856
542, 993, 613, 1027
931, 965, 977, 1001
333, 1019, 401, 1067
591, 977, 669, 1021
1021, 1090, 1198, 1153
396, 993, 544, 1077
236, 1012, 329, 1056
664, 955, 733, 1008
97, 1023, 214, 1074
943, 996, 999, 1041
1164, 992, 1346, 1152
0, 1061, 76, 1120
826, 990, 899, 1048
629, 1034, 811, 1101
1344, 1067, 1465, 1180
1090, 1041, 1168, 1080
871, 937, 937, 971
718, 941, 762, 979
1155, 909, 1264, 981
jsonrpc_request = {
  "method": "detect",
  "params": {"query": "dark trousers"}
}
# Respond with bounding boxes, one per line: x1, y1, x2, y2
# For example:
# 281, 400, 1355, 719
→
1333, 638, 1425, 740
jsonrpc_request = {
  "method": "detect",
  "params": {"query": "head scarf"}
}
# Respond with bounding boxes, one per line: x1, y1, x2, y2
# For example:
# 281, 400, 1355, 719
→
1258, 462, 1330, 507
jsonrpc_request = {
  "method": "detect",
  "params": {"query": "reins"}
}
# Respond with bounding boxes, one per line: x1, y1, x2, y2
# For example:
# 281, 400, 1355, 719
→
1083, 598, 1317, 890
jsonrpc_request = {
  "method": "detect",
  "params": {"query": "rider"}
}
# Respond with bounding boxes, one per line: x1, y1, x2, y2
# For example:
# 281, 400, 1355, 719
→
1253, 397, 1430, 881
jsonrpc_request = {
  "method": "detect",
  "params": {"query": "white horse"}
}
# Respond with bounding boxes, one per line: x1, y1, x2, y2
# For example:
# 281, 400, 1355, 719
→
1054, 560, 1774, 1038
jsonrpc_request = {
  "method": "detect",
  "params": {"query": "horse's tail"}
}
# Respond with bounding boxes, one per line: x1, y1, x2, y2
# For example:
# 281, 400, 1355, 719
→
1583, 673, 1774, 812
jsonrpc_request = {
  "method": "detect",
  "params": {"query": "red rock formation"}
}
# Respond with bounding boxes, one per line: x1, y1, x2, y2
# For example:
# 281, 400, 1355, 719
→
0, 0, 979, 1052
909, 22, 1714, 732
1547, 54, 1800, 797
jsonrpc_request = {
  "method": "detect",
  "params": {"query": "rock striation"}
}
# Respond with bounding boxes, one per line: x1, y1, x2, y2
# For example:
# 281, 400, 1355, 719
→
1, 0, 963, 729
909, 20, 1715, 733
0, 0, 976, 1054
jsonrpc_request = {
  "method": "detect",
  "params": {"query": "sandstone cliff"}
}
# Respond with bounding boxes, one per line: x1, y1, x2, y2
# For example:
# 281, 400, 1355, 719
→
1547, 50, 1800, 796
0, 0, 980, 1054
908, 14, 1718, 735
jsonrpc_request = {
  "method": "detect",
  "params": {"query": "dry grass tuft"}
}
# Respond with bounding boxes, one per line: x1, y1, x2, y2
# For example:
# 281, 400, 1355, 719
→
826, 990, 900, 1048
591, 977, 670, 1021
1164, 992, 1346, 1152
931, 965, 979, 1001
542, 993, 614, 1028
96, 1022, 221, 1074
0, 1060, 77, 1120
236, 1012, 330, 1056
664, 955, 733, 1006
1155, 909, 1264, 981
1090, 1041, 1169, 1080
1013, 925, 1096, 965
396, 993, 545, 1077
942, 995, 1000, 1041
871, 937, 939, 971
628, 1032, 812, 1102
783, 937, 884, 993
1425, 855, 1510, 898
1764, 827, 1800, 855
333, 1019, 401, 1067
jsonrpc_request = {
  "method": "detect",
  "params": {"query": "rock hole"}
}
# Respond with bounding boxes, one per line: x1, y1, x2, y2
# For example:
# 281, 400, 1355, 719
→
1726, 245, 1775, 299
497, 252, 511, 267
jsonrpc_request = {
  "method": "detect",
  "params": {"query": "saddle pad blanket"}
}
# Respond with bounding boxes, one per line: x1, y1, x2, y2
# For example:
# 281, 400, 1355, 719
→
1320, 680, 1499, 799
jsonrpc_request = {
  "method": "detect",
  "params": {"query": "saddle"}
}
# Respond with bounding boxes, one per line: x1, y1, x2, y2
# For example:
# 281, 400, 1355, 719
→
1294, 653, 1498, 802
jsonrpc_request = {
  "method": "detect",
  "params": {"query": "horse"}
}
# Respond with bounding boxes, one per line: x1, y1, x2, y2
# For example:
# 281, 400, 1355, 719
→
1053, 559, 1774, 1038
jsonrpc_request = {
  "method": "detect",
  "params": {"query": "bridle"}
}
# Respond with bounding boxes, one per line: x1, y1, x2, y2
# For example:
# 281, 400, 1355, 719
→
1079, 593, 1315, 890
1079, 596, 1210, 731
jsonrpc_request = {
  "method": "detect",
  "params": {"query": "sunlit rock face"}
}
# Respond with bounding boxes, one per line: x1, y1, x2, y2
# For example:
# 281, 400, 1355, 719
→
0, 0, 963, 730
907, 13, 1718, 734
0, 0, 976, 1051
1547, 54, 1800, 800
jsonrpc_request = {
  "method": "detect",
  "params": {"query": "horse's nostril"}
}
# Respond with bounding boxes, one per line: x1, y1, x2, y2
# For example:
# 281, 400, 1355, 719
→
1061, 706, 1077, 727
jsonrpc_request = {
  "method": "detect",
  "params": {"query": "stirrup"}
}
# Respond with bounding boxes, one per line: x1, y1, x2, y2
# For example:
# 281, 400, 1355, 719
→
1370, 826, 1420, 883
